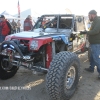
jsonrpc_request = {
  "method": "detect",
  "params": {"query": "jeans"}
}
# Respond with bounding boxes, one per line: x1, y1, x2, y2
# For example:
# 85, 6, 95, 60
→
12, 29, 16, 34
17, 27, 20, 33
89, 44, 100, 73
0, 35, 6, 43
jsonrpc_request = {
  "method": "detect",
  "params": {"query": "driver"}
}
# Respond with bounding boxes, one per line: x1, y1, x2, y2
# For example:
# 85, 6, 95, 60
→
51, 20, 57, 28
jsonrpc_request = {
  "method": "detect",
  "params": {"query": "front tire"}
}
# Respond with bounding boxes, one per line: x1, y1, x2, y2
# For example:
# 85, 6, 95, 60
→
0, 56, 18, 80
46, 51, 80, 100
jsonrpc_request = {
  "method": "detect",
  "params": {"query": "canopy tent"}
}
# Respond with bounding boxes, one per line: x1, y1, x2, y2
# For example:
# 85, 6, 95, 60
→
0, 11, 23, 20
0, 11, 19, 19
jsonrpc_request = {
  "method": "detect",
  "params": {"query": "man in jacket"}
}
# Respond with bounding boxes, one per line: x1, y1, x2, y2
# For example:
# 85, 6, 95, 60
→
24, 15, 33, 31
11, 19, 17, 34
0, 15, 10, 43
80, 10, 100, 79
17, 20, 21, 33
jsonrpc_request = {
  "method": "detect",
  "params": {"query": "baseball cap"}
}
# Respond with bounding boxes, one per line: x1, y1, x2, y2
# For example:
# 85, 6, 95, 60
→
89, 10, 97, 15
0, 15, 5, 18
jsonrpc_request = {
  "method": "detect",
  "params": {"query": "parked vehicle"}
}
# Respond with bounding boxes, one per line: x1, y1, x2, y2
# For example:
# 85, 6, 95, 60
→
0, 14, 87, 100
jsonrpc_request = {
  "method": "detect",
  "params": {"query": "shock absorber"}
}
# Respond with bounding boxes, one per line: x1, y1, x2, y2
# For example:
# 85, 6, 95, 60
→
46, 43, 52, 68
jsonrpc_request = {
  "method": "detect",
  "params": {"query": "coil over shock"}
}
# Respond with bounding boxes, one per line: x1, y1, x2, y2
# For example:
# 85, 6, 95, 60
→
46, 44, 52, 68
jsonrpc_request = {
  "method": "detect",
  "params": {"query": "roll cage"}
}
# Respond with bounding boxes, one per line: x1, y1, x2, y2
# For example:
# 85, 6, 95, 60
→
32, 14, 75, 32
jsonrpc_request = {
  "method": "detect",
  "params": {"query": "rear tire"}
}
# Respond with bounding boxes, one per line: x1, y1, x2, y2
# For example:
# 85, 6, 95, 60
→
46, 51, 80, 100
0, 56, 18, 80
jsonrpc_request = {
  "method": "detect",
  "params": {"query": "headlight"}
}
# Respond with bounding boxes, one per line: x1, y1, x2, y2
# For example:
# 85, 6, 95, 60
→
30, 40, 38, 50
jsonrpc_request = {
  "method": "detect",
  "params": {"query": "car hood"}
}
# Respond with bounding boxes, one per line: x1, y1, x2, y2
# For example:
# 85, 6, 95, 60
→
10, 31, 46, 38
9, 29, 72, 38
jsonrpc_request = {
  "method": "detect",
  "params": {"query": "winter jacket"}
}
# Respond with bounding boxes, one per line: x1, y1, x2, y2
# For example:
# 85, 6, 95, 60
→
87, 16, 100, 44
11, 21, 17, 30
1, 20, 10, 36
0, 21, 6, 43
17, 21, 21, 28
24, 18, 33, 31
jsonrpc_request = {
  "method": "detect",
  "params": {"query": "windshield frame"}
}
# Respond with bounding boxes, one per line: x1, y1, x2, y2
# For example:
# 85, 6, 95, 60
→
32, 14, 75, 32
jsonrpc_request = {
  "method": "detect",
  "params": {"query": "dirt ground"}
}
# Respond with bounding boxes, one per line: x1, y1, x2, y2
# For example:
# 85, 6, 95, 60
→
0, 51, 100, 100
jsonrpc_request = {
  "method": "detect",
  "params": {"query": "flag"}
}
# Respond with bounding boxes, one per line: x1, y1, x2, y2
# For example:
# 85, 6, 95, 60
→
17, 0, 20, 18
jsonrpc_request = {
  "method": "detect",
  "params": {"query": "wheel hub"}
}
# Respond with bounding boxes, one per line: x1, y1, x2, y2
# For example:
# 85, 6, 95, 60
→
65, 66, 76, 89
1, 58, 13, 71
1, 49, 15, 71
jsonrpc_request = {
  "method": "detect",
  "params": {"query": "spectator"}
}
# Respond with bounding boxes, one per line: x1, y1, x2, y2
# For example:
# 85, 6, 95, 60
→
24, 15, 33, 31
0, 15, 10, 43
17, 20, 21, 33
80, 10, 100, 79
11, 19, 17, 34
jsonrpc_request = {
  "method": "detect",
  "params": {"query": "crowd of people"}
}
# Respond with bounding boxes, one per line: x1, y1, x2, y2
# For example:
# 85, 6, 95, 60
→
0, 14, 56, 43
0, 14, 35, 43
10, 19, 21, 33
0, 15, 23, 42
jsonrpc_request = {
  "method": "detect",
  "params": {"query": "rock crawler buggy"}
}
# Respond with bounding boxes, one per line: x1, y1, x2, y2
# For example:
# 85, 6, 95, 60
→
0, 14, 87, 100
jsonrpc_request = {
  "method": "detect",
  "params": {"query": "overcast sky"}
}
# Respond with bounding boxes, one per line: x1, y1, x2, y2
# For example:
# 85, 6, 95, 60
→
0, 0, 100, 16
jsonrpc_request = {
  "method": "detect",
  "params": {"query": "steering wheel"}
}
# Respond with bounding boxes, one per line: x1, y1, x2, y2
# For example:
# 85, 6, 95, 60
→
60, 23, 70, 29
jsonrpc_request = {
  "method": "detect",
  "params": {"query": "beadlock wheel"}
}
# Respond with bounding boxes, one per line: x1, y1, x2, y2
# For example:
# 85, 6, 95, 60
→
0, 55, 18, 80
1, 58, 13, 71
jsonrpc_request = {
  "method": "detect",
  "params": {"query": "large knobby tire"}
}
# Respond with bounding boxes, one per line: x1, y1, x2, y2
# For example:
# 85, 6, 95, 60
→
46, 51, 80, 100
0, 55, 18, 80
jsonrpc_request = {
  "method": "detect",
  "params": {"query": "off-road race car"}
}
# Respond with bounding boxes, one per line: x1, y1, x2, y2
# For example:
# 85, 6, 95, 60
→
0, 14, 87, 100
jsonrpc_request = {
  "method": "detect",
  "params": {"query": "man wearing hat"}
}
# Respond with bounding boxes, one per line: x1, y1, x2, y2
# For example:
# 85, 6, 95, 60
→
0, 15, 10, 43
80, 10, 100, 79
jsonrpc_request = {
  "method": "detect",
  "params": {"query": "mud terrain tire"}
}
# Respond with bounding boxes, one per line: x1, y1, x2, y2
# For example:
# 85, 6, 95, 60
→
0, 56, 18, 80
46, 51, 80, 100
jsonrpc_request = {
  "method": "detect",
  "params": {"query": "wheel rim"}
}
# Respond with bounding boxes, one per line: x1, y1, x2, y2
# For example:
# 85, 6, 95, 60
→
1, 58, 13, 71
65, 66, 76, 89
